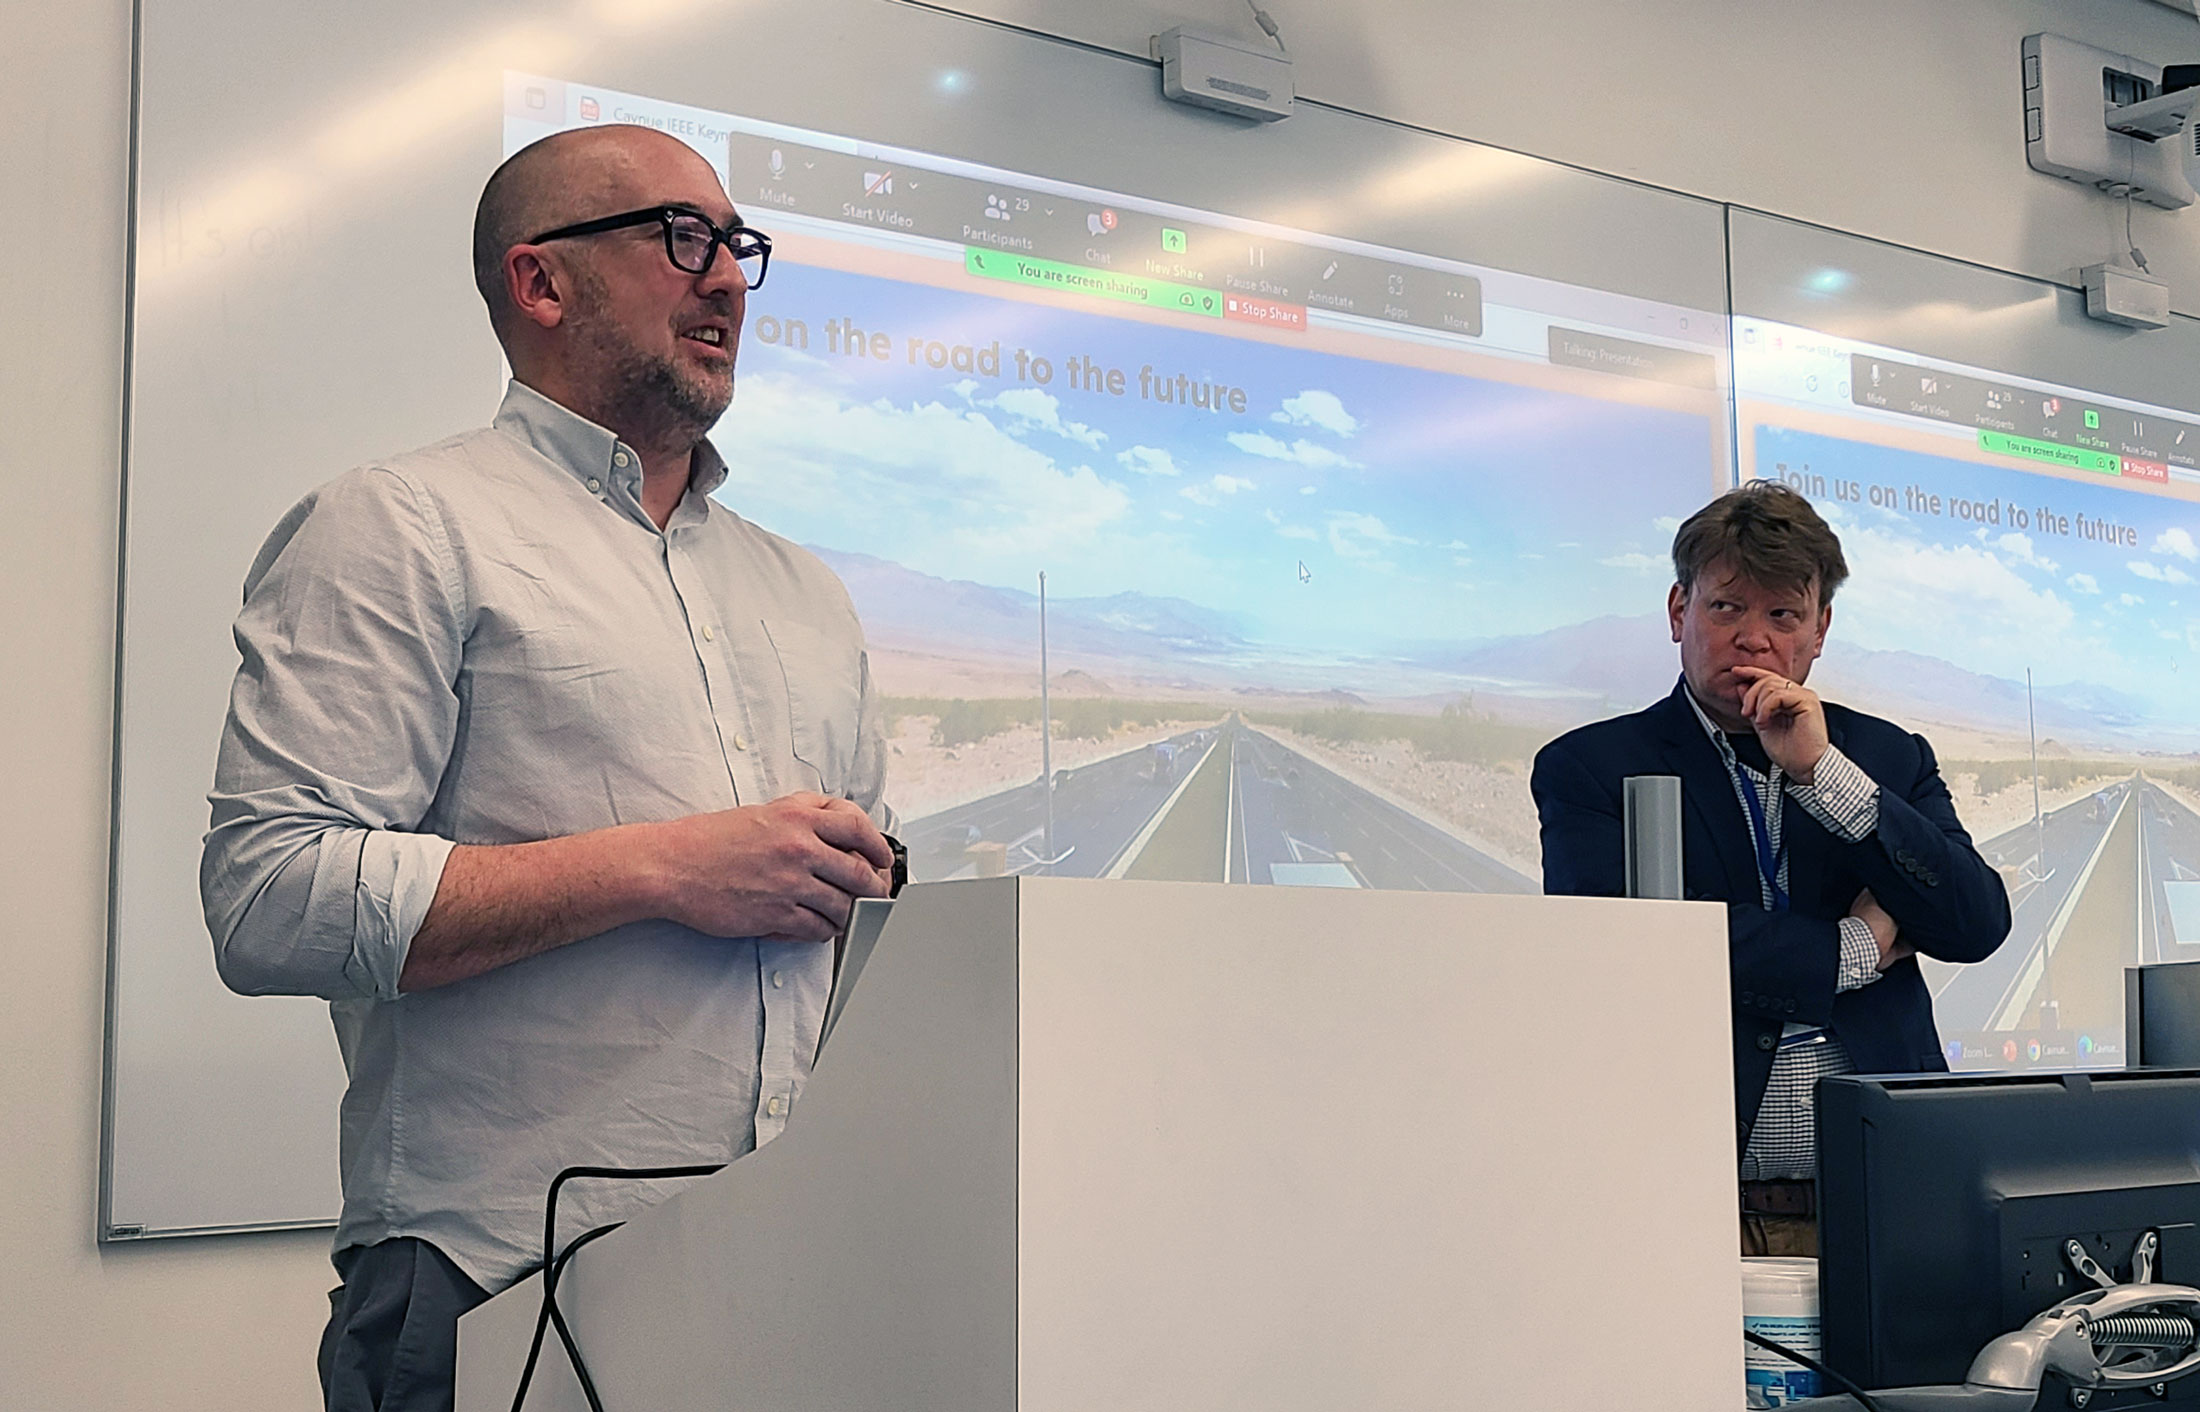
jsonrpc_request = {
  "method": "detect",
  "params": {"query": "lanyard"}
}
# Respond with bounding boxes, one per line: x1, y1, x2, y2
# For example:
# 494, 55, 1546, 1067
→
1731, 757, 1790, 913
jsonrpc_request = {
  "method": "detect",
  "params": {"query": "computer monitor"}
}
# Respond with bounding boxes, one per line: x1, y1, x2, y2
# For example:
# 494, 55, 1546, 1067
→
1817, 1070, 2200, 1395
2130, 963, 2200, 1068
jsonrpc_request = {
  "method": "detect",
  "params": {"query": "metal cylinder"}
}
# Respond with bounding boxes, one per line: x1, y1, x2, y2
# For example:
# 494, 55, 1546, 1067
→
1624, 775, 1684, 901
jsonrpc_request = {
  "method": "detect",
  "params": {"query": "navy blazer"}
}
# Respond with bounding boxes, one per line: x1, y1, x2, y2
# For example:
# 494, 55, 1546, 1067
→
1530, 680, 2011, 1149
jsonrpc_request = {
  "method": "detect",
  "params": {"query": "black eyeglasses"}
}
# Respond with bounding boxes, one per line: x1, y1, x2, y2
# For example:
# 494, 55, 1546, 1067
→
525, 205, 772, 288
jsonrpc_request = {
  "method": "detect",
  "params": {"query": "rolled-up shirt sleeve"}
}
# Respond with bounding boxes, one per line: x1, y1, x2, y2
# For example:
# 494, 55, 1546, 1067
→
201, 467, 466, 1001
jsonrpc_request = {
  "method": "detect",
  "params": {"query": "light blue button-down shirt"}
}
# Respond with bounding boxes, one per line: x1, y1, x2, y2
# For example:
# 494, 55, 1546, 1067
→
201, 382, 893, 1289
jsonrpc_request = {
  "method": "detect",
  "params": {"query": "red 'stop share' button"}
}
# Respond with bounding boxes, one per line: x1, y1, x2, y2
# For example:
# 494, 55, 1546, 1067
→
1223, 295, 1306, 331
2125, 457, 2170, 483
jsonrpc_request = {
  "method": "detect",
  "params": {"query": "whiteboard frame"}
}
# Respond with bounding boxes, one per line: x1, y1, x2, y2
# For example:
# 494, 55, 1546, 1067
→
104, 0, 1736, 1240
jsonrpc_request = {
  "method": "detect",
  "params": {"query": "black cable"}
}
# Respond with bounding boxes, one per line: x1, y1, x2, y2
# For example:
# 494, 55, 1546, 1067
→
1744, 1328, 1885, 1412
508, 1162, 725, 1412
510, 1222, 621, 1412
505, 871, 904, 1409
544, 1223, 624, 1412
502, 1169, 1880, 1412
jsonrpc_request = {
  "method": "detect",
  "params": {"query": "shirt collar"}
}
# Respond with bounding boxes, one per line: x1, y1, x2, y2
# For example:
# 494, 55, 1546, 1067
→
491, 380, 730, 522
1679, 676, 1780, 782
1679, 677, 1726, 745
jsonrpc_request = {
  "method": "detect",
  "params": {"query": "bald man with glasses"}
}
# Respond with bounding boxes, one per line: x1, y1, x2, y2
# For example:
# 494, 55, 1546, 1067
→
201, 125, 900, 1412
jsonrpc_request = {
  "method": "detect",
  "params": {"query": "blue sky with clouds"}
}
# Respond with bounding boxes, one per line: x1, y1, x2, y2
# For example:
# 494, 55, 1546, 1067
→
711, 262, 1723, 658
1760, 426, 2200, 725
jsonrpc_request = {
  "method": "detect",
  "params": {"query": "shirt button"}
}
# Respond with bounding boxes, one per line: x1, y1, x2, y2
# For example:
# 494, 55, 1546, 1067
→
733, 734, 748, 752
586, 478, 602, 493
701, 624, 715, 642
613, 451, 630, 468
766, 1096, 785, 1118
771, 970, 785, 989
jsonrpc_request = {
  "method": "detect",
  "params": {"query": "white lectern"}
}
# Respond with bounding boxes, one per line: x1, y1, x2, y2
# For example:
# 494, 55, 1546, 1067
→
457, 878, 1743, 1411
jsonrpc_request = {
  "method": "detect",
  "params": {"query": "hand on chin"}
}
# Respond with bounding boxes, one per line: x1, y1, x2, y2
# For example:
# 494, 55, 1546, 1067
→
1730, 665, 1829, 781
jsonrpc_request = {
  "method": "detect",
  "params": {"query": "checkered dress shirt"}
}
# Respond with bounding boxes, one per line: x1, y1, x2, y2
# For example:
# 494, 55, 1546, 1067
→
1680, 689, 1883, 1179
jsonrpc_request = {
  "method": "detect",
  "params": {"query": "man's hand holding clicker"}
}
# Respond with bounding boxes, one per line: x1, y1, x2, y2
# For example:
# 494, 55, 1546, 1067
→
1732, 666, 1830, 784
655, 793, 895, 943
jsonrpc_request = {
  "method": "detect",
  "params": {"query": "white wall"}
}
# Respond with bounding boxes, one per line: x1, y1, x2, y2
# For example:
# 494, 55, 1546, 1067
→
3, 0, 2191, 1406
1, 4, 333, 1409
952, 0, 2200, 315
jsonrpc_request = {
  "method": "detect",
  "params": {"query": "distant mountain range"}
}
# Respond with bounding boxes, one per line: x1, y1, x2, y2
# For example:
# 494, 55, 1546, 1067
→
1420, 616, 2163, 744
1810, 644, 2158, 742
1406, 614, 1678, 706
811, 547, 1252, 663
814, 547, 2172, 745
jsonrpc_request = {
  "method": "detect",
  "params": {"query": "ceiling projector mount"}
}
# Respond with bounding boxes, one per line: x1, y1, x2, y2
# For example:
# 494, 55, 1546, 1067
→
2024, 33, 2200, 210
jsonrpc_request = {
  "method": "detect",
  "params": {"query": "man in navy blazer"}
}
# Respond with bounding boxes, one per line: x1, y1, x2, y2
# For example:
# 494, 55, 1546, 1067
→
1532, 481, 2009, 1254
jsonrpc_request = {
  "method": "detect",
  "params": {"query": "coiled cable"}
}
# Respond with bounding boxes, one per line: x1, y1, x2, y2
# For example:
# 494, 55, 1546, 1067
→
2089, 1313, 2199, 1349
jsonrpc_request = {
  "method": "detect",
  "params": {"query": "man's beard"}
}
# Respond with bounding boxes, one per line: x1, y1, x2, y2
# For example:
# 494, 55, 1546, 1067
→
607, 348, 732, 445
569, 270, 733, 448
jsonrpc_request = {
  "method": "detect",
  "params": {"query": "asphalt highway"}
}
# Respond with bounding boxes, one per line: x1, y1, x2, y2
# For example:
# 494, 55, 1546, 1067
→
897, 716, 1534, 893
1228, 724, 1535, 893
898, 726, 1220, 881
1933, 780, 2132, 1037
1929, 775, 2200, 1045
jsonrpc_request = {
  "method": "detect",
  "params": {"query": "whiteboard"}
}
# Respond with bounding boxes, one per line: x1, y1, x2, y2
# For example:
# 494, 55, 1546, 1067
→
108, 0, 1730, 1236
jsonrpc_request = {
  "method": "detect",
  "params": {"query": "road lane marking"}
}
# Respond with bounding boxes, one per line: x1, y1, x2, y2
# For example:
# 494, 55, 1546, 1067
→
1988, 782, 2134, 1032
1237, 725, 1531, 891
1102, 734, 1220, 879
1224, 729, 1240, 885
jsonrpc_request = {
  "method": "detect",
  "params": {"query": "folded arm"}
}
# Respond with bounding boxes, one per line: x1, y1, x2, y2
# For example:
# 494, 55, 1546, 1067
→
1796, 736, 2009, 966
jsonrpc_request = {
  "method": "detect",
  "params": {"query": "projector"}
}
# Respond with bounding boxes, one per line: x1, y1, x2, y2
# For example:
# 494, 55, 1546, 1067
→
2185, 95, 2200, 195
1154, 27, 1294, 122
2106, 84, 2200, 141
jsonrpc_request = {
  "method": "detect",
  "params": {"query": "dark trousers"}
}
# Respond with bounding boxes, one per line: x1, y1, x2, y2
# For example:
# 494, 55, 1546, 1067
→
1741, 1212, 1819, 1257
320, 1238, 493, 1412
1739, 1178, 1819, 1258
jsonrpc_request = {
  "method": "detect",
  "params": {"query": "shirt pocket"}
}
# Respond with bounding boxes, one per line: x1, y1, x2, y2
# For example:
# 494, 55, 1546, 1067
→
761, 617, 862, 796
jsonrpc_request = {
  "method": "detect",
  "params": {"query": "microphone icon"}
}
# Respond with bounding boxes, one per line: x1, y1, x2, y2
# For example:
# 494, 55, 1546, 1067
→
768, 149, 784, 179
